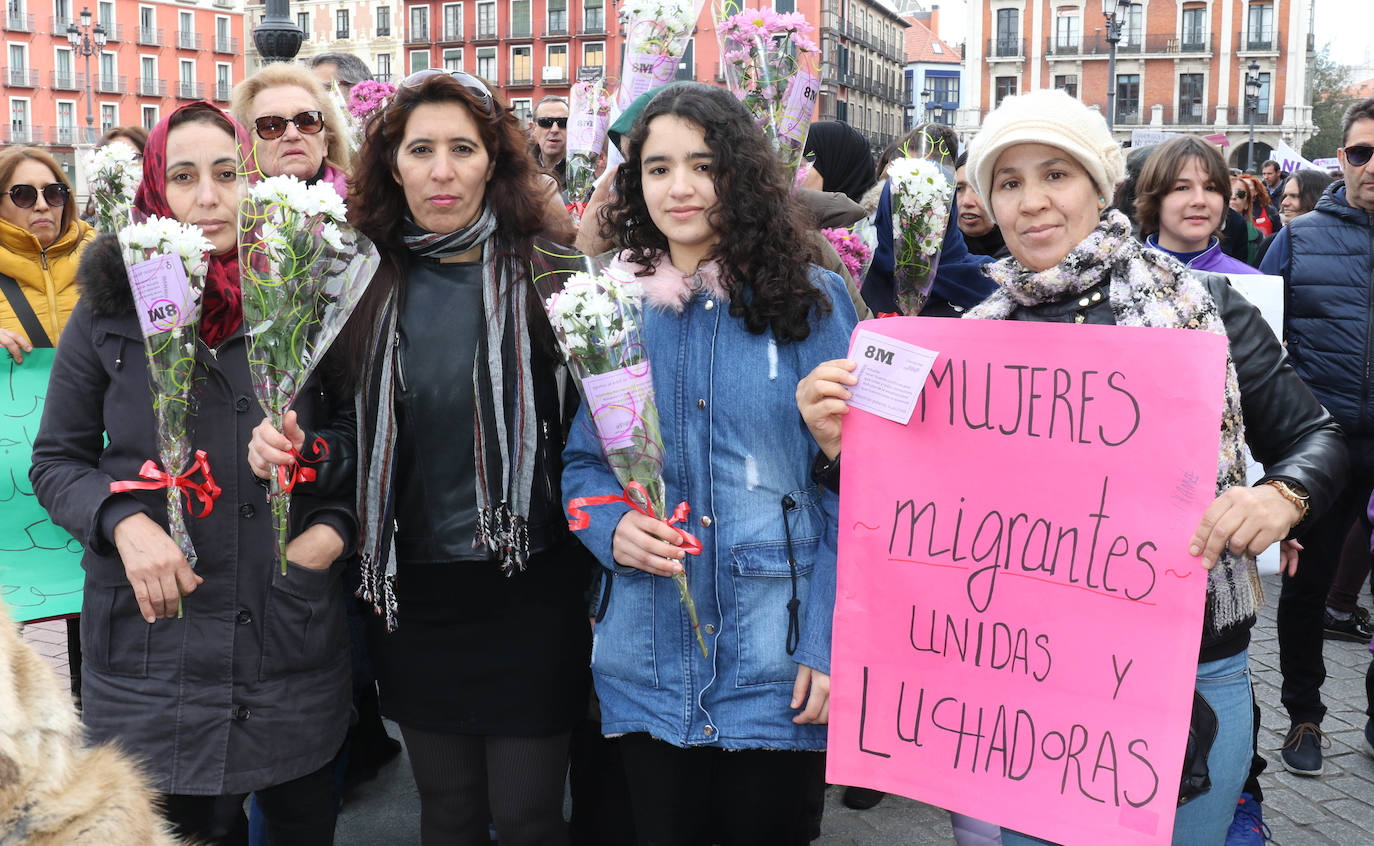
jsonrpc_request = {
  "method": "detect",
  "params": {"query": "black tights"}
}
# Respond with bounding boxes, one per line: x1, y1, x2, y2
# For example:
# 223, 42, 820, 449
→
160, 758, 336, 846
400, 725, 572, 846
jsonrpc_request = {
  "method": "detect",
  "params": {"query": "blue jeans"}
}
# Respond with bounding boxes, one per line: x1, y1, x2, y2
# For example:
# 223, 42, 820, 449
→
1000, 649, 1254, 846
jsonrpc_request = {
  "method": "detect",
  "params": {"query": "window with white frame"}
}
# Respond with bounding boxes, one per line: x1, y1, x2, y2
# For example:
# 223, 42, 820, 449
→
582, 41, 603, 70
582, 0, 603, 32
376, 52, 392, 78
510, 44, 531, 82
510, 0, 530, 38
57, 100, 74, 144
475, 45, 496, 80
1247, 2, 1273, 47
510, 97, 531, 121
99, 50, 114, 89
544, 43, 566, 82
442, 3, 461, 39
100, 102, 116, 132
216, 62, 231, 100
54, 46, 72, 85
336, 9, 349, 38
10, 98, 30, 142
443, 47, 462, 70
1054, 7, 1079, 50
547, 0, 565, 33
409, 6, 428, 41
179, 58, 195, 98
408, 49, 429, 73
376, 6, 390, 36
97, 0, 112, 28
141, 104, 157, 129
476, 1, 495, 38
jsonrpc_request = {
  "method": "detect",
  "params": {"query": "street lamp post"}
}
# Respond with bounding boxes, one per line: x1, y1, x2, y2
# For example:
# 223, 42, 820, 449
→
1102, 0, 1125, 130
66, 7, 107, 146
920, 88, 932, 127
1244, 60, 1261, 173
253, 0, 304, 64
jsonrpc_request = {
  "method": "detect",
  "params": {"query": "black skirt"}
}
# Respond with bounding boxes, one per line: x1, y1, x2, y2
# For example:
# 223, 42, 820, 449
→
368, 542, 593, 737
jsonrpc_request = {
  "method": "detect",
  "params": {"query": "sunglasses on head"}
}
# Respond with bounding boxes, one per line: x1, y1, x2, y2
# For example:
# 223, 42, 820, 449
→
253, 110, 326, 140
535, 116, 568, 129
1233, 190, 1248, 200
399, 69, 496, 115
6, 182, 69, 209
1344, 144, 1374, 168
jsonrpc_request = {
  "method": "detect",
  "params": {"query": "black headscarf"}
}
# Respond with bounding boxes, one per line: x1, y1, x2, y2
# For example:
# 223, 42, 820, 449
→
803, 121, 876, 203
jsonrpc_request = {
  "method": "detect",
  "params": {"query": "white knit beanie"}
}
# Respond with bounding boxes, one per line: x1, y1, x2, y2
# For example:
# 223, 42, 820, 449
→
966, 88, 1127, 223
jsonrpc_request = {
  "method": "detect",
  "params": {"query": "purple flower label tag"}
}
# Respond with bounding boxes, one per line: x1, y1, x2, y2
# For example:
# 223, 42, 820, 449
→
582, 364, 654, 450
129, 253, 193, 338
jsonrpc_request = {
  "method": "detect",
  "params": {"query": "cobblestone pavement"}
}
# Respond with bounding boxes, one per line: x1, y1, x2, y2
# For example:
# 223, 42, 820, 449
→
22, 571, 1374, 844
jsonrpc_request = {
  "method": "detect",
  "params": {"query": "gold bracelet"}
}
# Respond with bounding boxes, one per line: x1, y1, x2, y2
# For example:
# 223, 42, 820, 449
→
1263, 479, 1310, 524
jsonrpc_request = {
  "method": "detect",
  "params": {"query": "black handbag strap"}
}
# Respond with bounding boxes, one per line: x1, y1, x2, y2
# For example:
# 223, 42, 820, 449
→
0, 271, 52, 348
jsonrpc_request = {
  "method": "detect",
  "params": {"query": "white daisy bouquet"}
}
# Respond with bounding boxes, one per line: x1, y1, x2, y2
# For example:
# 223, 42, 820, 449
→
114, 215, 216, 574
238, 173, 379, 572
615, 0, 704, 113
566, 74, 612, 220
716, 6, 821, 177
887, 156, 953, 315
544, 268, 707, 658
84, 143, 142, 233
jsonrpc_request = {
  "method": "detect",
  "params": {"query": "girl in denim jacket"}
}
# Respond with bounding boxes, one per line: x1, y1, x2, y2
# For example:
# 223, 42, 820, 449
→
561, 83, 859, 844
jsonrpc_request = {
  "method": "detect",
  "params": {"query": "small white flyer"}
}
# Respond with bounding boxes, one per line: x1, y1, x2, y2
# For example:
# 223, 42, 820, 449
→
846, 328, 940, 425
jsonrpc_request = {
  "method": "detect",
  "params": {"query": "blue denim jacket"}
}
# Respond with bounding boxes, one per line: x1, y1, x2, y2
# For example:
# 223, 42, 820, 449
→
562, 259, 858, 750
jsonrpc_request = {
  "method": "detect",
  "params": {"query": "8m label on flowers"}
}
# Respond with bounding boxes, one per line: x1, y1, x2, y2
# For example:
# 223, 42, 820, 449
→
828, 317, 1227, 846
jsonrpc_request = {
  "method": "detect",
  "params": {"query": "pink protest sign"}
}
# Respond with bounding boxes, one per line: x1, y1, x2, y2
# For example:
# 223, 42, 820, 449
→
828, 317, 1227, 846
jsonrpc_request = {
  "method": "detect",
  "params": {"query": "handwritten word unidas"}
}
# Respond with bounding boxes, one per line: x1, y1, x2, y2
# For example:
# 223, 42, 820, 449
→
916, 360, 1141, 447
855, 668, 1160, 808
889, 476, 1159, 612
909, 605, 1053, 682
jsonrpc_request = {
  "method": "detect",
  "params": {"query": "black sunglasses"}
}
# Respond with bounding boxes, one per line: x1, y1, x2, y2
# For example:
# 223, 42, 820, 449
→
1233, 190, 1248, 200
400, 69, 496, 115
6, 182, 69, 209
254, 110, 326, 140
1344, 144, 1374, 168
535, 116, 568, 129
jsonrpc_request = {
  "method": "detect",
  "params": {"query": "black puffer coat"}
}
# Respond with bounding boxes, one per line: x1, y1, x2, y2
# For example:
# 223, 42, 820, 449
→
30, 234, 356, 795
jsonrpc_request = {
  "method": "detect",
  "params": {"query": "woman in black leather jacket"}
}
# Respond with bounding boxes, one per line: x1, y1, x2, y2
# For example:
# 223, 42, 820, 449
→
250, 71, 591, 845
800, 88, 1345, 846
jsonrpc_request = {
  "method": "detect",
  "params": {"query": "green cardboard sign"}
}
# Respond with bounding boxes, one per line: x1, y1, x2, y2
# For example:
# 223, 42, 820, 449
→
0, 349, 84, 622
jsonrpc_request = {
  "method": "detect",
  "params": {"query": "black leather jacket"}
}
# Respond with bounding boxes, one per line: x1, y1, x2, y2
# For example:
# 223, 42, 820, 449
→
1007, 271, 1348, 659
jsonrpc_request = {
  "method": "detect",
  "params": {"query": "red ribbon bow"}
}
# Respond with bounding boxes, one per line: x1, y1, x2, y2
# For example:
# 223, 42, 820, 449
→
567, 481, 703, 555
276, 437, 330, 493
109, 449, 223, 518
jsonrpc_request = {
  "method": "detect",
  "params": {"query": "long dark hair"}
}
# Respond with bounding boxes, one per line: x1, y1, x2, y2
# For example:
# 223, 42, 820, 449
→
334, 73, 565, 388
599, 83, 829, 344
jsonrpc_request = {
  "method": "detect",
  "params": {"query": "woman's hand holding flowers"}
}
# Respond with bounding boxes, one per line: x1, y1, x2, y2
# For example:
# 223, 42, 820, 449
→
247, 411, 305, 481
612, 511, 687, 577
1188, 484, 1303, 570
796, 358, 857, 460
113, 512, 204, 622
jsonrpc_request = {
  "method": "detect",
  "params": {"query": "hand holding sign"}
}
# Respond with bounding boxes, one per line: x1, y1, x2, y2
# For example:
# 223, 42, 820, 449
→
796, 358, 858, 460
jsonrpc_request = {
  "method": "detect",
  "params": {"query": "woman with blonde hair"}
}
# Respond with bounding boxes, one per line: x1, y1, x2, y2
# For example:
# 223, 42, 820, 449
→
230, 63, 352, 193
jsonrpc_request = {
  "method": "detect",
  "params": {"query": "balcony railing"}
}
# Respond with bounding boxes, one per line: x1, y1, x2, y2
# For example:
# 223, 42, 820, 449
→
406, 25, 429, 43
49, 15, 71, 35
138, 26, 163, 45
4, 67, 39, 87
177, 81, 205, 99
214, 35, 238, 53
1238, 29, 1280, 52
545, 13, 567, 36
986, 37, 1025, 59
507, 73, 533, 87
101, 21, 124, 40
52, 125, 84, 146
508, 20, 532, 38
1055, 32, 1217, 57
215, 81, 231, 101
578, 14, 604, 35
6, 12, 33, 31
3, 126, 42, 144
50, 70, 85, 90
441, 24, 462, 41
335, 27, 349, 39
1221, 106, 1273, 125
1175, 104, 1207, 125
177, 30, 201, 49
96, 74, 127, 93
138, 76, 167, 96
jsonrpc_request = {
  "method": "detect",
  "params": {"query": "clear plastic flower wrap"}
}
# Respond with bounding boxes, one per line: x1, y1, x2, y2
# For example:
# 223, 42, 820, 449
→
614, 0, 705, 113
85, 143, 142, 234
566, 74, 612, 220
544, 263, 708, 658
717, 6, 822, 178
238, 173, 379, 573
114, 214, 216, 584
886, 156, 953, 315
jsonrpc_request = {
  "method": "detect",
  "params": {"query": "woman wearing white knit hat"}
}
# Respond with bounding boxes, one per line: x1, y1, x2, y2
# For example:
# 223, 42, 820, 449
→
963, 88, 1345, 843
792, 85, 1343, 844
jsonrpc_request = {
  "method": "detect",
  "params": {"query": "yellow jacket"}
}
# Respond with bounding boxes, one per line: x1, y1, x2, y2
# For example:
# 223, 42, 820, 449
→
0, 216, 95, 345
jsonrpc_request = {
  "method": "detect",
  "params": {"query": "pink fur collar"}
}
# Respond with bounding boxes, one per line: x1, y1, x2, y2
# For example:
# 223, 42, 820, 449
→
610, 251, 728, 312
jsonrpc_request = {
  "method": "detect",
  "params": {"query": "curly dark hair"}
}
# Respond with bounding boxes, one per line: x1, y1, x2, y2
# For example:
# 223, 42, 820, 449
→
333, 72, 568, 388
597, 83, 828, 344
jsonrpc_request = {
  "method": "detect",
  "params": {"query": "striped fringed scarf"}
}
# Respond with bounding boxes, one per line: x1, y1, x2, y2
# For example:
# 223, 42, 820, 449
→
965, 210, 1260, 636
357, 207, 537, 629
